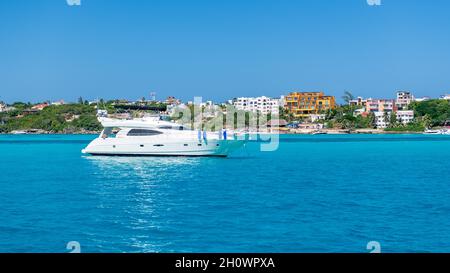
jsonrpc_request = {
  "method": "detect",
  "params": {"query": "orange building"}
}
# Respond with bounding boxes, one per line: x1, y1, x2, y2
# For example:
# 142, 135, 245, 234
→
284, 92, 336, 118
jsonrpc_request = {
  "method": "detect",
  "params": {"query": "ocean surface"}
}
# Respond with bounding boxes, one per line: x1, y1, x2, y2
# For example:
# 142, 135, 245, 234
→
1, 134, 450, 253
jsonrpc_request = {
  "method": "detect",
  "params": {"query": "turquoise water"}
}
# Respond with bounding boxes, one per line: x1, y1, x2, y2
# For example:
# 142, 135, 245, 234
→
1, 134, 450, 253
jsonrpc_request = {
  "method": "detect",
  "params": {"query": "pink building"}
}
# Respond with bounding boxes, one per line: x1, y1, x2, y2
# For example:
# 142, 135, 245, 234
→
396, 91, 414, 110
365, 99, 397, 113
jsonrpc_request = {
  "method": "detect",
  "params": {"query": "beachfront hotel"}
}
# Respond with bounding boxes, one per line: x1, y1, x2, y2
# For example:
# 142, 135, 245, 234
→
284, 92, 336, 118
349, 92, 417, 129
373, 110, 415, 128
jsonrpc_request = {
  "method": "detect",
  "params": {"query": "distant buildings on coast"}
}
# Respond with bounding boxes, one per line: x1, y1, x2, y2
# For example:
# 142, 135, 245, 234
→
349, 91, 416, 128
2, 90, 450, 129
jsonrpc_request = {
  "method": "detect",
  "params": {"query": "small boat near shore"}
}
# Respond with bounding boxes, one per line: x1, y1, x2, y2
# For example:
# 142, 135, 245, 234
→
423, 128, 450, 135
11, 130, 27, 135
10, 129, 48, 135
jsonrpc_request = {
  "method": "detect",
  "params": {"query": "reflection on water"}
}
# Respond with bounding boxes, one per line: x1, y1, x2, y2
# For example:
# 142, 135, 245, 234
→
82, 155, 203, 252
84, 155, 201, 179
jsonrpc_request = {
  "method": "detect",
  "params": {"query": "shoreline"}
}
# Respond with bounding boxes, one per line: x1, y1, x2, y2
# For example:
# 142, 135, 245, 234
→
280, 129, 424, 135
0, 130, 426, 136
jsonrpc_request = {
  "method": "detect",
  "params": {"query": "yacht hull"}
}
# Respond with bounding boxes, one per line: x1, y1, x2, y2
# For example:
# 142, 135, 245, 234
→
82, 138, 245, 157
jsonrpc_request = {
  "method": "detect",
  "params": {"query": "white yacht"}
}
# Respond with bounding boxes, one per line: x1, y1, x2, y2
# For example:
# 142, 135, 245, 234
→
82, 116, 246, 157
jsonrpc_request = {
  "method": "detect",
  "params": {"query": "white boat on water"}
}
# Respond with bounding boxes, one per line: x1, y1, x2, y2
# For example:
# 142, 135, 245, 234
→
11, 130, 27, 135
311, 131, 327, 135
424, 129, 442, 135
423, 128, 450, 135
82, 116, 246, 157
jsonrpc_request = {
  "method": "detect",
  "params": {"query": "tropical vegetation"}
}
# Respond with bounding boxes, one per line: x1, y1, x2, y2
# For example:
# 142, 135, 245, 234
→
0, 103, 101, 133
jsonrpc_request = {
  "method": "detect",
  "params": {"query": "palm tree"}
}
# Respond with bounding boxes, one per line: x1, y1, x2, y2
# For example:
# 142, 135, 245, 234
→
279, 106, 294, 123
389, 112, 397, 128
342, 91, 355, 105
367, 112, 376, 128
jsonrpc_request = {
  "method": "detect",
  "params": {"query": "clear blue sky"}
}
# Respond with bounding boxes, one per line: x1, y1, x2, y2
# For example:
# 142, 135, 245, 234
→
1, 0, 450, 103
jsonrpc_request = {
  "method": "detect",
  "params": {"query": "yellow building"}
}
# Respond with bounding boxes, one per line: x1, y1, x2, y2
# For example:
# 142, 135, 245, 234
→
284, 92, 336, 118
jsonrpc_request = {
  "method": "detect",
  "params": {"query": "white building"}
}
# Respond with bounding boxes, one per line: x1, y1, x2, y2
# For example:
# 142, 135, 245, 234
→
374, 111, 389, 129
396, 110, 415, 125
414, 97, 430, 102
232, 96, 283, 115
374, 110, 414, 128
396, 91, 414, 110
0, 102, 14, 113
51, 100, 65, 106
440, 94, 450, 100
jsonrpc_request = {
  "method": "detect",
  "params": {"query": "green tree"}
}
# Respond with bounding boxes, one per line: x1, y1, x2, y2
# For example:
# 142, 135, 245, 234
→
422, 114, 433, 129
1, 103, 101, 133
365, 112, 376, 128
279, 106, 295, 123
410, 99, 450, 126
389, 112, 397, 128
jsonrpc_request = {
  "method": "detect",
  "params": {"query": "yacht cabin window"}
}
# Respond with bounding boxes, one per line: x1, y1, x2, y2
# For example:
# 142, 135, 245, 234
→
127, 129, 163, 136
